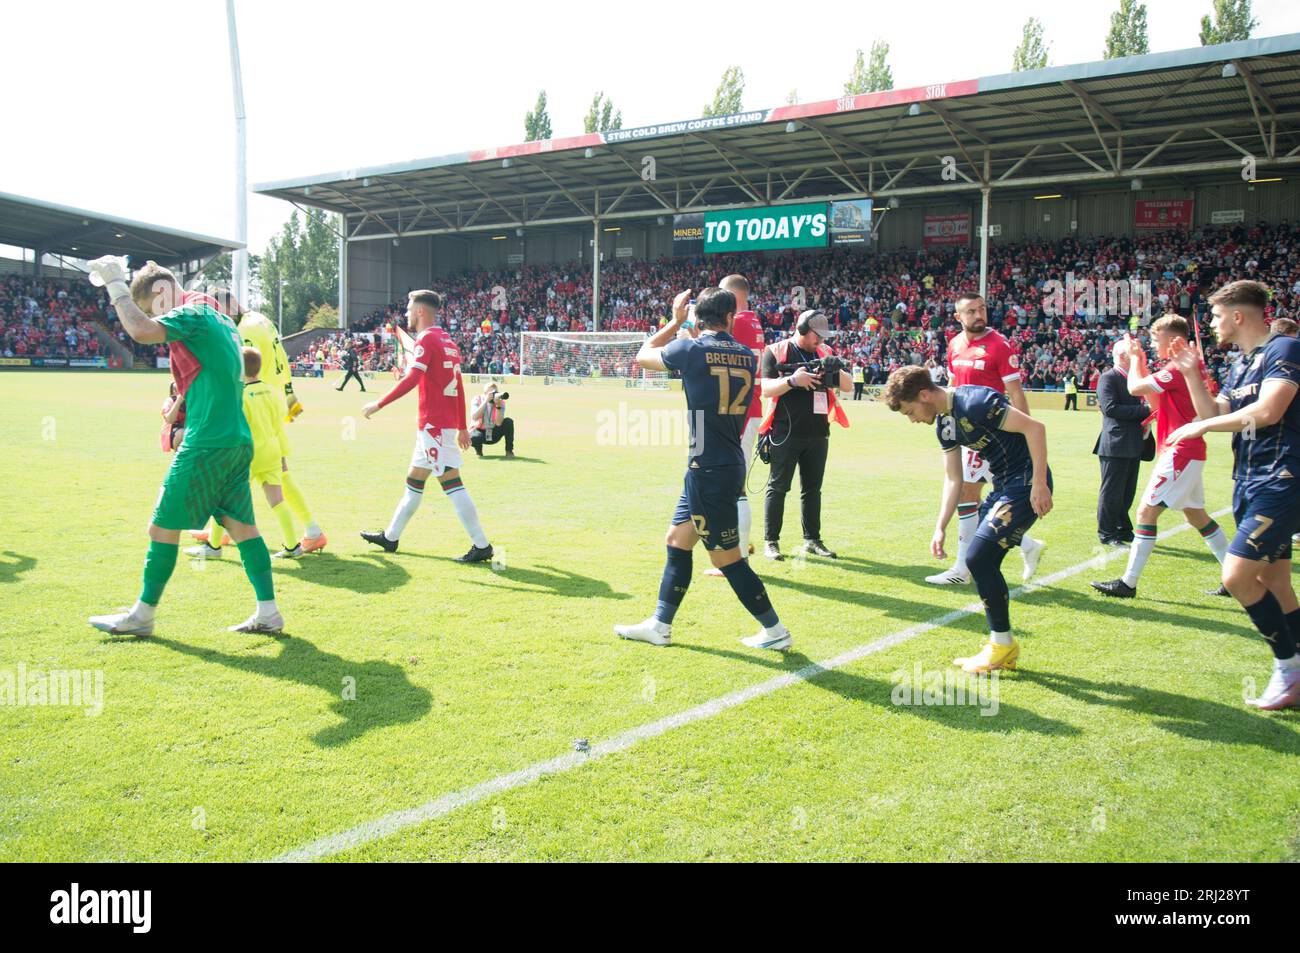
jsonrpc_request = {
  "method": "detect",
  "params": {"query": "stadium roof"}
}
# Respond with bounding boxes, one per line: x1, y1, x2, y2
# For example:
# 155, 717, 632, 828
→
256, 33, 1300, 241
0, 191, 242, 265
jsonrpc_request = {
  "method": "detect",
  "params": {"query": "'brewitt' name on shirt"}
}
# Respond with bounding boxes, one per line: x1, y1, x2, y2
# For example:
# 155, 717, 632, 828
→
704, 350, 755, 367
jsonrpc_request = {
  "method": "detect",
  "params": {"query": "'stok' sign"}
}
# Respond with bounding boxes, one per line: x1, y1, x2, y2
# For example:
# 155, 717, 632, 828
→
703, 203, 828, 253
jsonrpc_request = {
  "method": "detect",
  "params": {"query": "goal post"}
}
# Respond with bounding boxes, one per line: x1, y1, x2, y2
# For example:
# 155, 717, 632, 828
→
519, 331, 670, 385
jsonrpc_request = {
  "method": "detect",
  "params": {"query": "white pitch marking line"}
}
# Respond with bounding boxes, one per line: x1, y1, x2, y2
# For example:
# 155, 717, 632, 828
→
272, 509, 1231, 862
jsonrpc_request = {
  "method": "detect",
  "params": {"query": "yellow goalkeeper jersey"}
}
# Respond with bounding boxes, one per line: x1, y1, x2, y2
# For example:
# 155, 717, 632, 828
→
239, 312, 292, 413
242, 379, 286, 479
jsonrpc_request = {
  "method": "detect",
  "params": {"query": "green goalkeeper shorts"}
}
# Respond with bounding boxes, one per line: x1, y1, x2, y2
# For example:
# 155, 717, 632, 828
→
151, 443, 255, 531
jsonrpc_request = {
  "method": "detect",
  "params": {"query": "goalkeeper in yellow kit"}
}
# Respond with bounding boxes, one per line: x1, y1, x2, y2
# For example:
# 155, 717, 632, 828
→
189, 290, 327, 558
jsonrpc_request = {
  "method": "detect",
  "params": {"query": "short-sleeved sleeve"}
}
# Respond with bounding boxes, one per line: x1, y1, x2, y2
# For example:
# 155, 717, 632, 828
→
974, 387, 1012, 430
1264, 337, 1300, 388
760, 345, 779, 380
661, 337, 691, 372
935, 414, 960, 452
412, 329, 440, 372
159, 305, 206, 343
994, 338, 1021, 382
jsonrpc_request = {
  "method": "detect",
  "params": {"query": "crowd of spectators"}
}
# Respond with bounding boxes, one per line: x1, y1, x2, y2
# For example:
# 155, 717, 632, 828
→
9, 220, 1295, 385
0, 274, 111, 360
292, 331, 398, 375
352, 220, 1299, 390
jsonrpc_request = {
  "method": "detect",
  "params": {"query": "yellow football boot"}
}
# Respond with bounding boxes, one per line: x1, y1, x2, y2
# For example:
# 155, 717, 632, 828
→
953, 637, 1019, 673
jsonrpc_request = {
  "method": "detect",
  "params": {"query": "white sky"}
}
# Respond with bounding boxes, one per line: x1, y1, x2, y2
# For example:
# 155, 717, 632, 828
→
3, 0, 1298, 256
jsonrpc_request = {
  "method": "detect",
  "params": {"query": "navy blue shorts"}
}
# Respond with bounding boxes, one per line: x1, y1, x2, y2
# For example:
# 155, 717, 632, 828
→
1229, 478, 1300, 562
976, 472, 1052, 551
672, 463, 745, 551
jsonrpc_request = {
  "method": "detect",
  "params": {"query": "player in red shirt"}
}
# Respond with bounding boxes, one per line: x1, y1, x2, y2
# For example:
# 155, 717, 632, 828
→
360, 289, 493, 562
929, 291, 1046, 585
1091, 314, 1228, 598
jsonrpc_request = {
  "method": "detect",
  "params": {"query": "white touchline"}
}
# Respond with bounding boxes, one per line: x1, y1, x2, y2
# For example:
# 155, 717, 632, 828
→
272, 508, 1231, 862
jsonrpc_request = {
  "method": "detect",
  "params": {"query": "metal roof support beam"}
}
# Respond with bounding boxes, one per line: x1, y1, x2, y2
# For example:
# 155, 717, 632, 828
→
803, 121, 868, 193
307, 111, 1300, 227
778, 168, 811, 200
799, 116, 878, 162
1204, 127, 1254, 159
728, 176, 764, 204
606, 150, 675, 210
1130, 63, 1218, 122
684, 177, 719, 208
1062, 80, 1123, 131
515, 163, 593, 218
881, 157, 919, 192
1072, 95, 1117, 171
1060, 141, 1108, 174
938, 154, 976, 184
1130, 129, 1184, 169
449, 172, 524, 225
1230, 59, 1279, 116
339, 154, 1300, 241
925, 101, 989, 146
688, 135, 765, 198
997, 142, 1044, 181
1230, 62, 1275, 159
603, 185, 636, 215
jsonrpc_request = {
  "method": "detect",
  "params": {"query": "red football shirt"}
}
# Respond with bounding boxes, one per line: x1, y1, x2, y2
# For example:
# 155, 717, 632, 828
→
947, 329, 1020, 394
732, 310, 765, 420
377, 325, 467, 431
1148, 360, 1207, 466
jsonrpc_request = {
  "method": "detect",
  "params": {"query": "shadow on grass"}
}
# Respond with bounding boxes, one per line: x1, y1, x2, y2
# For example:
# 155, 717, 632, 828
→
474, 454, 546, 464
818, 554, 949, 586
1019, 670, 1300, 754
269, 552, 412, 595
403, 555, 632, 600
0, 551, 36, 584
151, 634, 432, 748
1030, 587, 1255, 642
674, 644, 1080, 738
761, 573, 987, 634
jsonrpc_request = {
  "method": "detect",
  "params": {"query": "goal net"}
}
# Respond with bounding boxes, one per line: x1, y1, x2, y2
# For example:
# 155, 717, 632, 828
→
519, 331, 670, 385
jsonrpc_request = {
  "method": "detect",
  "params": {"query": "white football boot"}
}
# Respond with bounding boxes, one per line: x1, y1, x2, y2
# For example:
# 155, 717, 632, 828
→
614, 617, 672, 646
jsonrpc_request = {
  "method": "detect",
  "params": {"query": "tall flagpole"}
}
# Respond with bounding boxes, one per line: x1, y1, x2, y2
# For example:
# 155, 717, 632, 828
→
226, 0, 248, 306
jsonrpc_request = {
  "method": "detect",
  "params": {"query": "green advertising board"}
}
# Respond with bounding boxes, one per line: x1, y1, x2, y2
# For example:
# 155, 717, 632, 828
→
703, 202, 828, 253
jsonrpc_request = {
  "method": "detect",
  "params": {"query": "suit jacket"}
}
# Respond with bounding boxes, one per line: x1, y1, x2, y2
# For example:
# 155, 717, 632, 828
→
1093, 368, 1150, 458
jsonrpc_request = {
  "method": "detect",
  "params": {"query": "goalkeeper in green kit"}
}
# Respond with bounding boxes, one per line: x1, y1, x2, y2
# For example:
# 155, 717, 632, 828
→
86, 257, 285, 636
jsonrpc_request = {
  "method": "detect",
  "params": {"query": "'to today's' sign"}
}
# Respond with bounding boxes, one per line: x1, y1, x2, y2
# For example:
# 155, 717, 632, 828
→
703, 202, 828, 253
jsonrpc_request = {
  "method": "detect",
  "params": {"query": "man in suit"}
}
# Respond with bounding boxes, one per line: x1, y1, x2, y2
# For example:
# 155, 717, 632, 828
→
1093, 343, 1150, 546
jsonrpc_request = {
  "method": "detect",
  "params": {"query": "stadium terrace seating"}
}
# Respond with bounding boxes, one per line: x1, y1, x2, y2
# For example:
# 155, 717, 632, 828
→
0, 274, 167, 364
355, 222, 1299, 390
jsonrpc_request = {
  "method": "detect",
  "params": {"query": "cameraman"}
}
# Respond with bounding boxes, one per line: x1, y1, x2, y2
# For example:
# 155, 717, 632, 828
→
758, 310, 851, 560
469, 381, 515, 458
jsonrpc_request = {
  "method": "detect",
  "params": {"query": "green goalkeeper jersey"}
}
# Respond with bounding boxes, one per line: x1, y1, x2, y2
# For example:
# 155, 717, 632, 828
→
159, 303, 251, 449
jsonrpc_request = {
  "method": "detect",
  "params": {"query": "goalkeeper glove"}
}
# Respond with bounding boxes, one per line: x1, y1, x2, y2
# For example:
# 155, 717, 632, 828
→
87, 255, 130, 303
285, 392, 304, 423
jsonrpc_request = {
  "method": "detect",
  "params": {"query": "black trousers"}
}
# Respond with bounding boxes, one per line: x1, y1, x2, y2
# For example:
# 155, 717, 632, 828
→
1064, 392, 1078, 410
1097, 454, 1140, 543
764, 431, 829, 543
853, 382, 864, 400
337, 369, 366, 391
471, 417, 514, 454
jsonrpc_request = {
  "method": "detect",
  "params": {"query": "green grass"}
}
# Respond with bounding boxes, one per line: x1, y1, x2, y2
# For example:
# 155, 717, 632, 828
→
1, 370, 1297, 862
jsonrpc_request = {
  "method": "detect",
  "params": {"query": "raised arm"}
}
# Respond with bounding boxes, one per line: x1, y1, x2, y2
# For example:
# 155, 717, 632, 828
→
636, 290, 692, 371
88, 257, 167, 344
1168, 337, 1228, 419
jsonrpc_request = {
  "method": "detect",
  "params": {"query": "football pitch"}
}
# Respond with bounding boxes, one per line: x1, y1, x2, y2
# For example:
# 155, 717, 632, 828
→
2, 370, 1298, 862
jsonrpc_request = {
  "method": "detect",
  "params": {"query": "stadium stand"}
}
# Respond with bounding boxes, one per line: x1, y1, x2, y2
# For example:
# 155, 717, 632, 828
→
350, 221, 1300, 389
